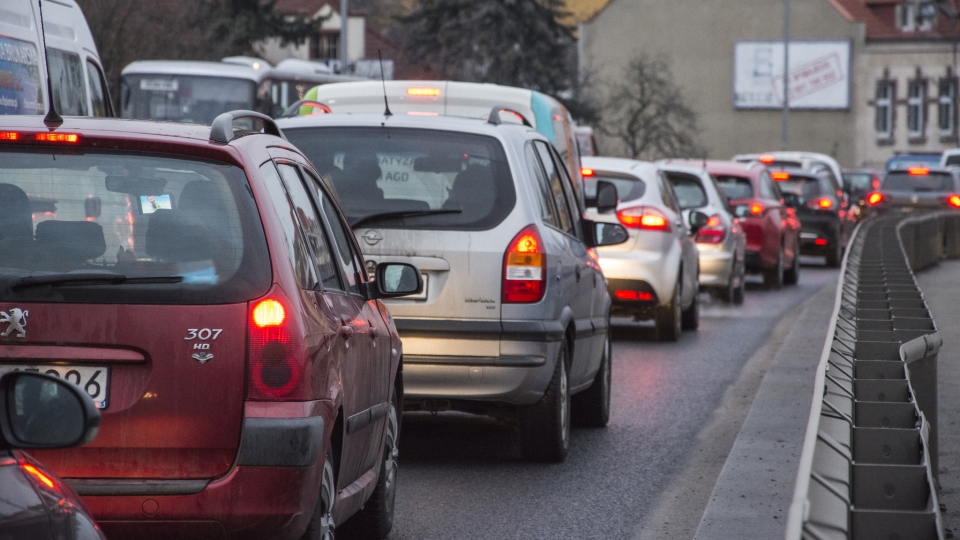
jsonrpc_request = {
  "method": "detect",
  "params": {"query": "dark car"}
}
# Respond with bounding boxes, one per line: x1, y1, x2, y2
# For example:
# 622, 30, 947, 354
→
885, 152, 942, 171
0, 371, 104, 540
772, 168, 852, 267
0, 111, 421, 539
866, 166, 960, 214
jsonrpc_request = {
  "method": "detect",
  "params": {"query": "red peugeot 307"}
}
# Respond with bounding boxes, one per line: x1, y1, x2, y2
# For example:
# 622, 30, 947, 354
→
0, 111, 422, 539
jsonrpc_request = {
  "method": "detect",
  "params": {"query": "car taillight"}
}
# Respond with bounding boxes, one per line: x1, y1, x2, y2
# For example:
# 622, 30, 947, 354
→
695, 214, 726, 244
617, 206, 671, 231
503, 225, 546, 303
248, 296, 302, 399
0, 132, 20, 141
949, 194, 960, 208
35, 132, 81, 144
807, 197, 834, 210
867, 192, 884, 205
615, 290, 653, 301
21, 463, 56, 490
750, 203, 765, 215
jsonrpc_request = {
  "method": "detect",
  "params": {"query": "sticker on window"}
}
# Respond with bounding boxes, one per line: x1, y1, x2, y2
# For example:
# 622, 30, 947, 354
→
140, 194, 172, 214
0, 36, 43, 115
140, 79, 179, 92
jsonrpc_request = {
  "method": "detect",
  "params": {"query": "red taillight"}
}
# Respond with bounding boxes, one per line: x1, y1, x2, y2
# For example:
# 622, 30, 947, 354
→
949, 195, 960, 208
759, 154, 775, 164
695, 214, 726, 244
750, 203, 765, 215
21, 463, 56, 490
581, 168, 595, 177
617, 206, 671, 231
0, 132, 20, 141
615, 290, 653, 301
771, 171, 790, 181
503, 225, 546, 303
807, 197, 834, 210
248, 297, 301, 399
867, 192, 884, 205
815, 238, 828, 246
908, 166, 930, 176
35, 132, 81, 144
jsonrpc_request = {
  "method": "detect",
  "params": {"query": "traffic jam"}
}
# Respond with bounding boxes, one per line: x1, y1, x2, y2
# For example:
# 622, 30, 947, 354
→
3, 1, 959, 540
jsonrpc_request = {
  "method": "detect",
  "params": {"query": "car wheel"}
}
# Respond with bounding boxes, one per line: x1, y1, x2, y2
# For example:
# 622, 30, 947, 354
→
732, 271, 745, 305
764, 248, 784, 290
825, 240, 842, 268
784, 248, 800, 285
656, 281, 682, 342
300, 451, 336, 540
520, 340, 571, 463
681, 282, 699, 330
340, 391, 399, 540
572, 329, 611, 428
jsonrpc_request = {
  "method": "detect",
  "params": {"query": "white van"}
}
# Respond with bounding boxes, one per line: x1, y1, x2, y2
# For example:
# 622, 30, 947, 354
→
0, 0, 111, 117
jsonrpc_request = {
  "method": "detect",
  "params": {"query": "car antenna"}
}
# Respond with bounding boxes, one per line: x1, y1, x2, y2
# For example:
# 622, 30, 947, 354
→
38, 0, 63, 126
378, 49, 392, 118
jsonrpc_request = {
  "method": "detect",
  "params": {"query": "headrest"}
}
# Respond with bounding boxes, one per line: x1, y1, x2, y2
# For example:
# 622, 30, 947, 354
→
145, 209, 213, 262
35, 221, 106, 262
0, 183, 33, 240
179, 181, 227, 215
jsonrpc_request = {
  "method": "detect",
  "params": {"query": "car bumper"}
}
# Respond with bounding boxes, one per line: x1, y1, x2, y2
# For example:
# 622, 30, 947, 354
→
696, 246, 735, 287
797, 214, 841, 254
74, 402, 332, 540
596, 250, 676, 308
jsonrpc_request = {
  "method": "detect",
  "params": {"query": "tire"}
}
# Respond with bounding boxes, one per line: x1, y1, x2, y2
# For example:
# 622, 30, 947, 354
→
825, 240, 842, 268
300, 451, 337, 540
732, 276, 745, 305
340, 391, 400, 540
519, 340, 571, 463
722, 259, 745, 305
784, 248, 800, 285
681, 282, 699, 331
572, 331, 611, 428
656, 281, 682, 342
764, 249, 784, 290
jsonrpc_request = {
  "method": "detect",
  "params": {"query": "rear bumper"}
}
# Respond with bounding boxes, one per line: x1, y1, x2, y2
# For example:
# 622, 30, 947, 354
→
605, 278, 659, 320
75, 402, 333, 540
797, 214, 841, 254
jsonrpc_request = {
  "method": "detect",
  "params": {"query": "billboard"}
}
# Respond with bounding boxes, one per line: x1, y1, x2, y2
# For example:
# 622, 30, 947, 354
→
734, 40, 851, 110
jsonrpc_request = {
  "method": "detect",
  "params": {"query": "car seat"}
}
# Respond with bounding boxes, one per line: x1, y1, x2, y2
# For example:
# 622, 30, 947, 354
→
442, 165, 496, 224
35, 221, 107, 269
0, 184, 37, 269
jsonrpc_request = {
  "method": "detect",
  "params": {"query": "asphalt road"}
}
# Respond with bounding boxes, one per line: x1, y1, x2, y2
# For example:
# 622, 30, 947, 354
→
389, 262, 841, 540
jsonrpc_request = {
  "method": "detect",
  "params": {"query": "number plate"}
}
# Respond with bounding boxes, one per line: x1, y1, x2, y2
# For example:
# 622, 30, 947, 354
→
0, 365, 110, 409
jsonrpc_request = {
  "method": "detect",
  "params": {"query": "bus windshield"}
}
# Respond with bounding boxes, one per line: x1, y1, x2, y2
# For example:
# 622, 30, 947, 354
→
121, 74, 257, 125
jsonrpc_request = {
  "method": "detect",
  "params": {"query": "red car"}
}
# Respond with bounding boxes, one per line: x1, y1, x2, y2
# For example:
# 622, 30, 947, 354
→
0, 111, 421, 539
702, 161, 802, 288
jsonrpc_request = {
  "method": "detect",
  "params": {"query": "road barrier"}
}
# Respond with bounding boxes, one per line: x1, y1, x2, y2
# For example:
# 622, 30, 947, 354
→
785, 211, 960, 540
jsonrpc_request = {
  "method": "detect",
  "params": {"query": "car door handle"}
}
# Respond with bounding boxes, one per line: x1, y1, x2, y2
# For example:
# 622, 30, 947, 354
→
339, 326, 353, 339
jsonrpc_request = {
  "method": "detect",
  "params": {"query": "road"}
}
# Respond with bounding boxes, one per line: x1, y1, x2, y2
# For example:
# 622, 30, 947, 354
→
389, 263, 840, 540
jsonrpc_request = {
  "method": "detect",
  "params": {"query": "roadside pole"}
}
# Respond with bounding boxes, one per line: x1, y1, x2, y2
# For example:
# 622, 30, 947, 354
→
782, 0, 790, 151
340, 0, 348, 68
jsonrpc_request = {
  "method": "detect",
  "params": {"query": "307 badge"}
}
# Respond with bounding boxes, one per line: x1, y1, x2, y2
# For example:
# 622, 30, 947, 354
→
185, 328, 222, 365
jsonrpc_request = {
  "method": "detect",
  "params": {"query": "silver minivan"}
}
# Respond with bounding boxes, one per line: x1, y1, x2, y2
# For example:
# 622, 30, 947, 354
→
278, 112, 626, 462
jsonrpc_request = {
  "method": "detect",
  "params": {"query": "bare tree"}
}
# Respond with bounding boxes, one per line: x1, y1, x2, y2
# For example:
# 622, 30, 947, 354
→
600, 55, 703, 160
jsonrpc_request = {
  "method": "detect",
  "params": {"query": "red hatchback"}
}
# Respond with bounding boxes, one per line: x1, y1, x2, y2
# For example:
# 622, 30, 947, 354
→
703, 161, 801, 289
0, 112, 421, 539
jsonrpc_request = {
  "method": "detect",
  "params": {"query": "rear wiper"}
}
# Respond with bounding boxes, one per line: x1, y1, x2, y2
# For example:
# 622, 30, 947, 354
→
9, 273, 184, 291
350, 209, 463, 228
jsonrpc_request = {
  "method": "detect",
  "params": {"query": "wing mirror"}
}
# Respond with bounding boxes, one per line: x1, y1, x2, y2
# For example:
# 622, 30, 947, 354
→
0, 372, 101, 450
583, 219, 629, 248
781, 193, 803, 209
688, 210, 709, 234
366, 262, 424, 299
586, 180, 619, 214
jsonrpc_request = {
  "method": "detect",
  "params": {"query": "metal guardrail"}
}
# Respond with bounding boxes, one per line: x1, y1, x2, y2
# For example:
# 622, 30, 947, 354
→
785, 211, 960, 540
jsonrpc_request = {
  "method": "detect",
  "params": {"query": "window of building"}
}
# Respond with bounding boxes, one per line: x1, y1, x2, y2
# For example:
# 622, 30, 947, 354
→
939, 77, 956, 137
907, 79, 926, 139
309, 32, 339, 61
876, 81, 894, 139
897, 3, 917, 32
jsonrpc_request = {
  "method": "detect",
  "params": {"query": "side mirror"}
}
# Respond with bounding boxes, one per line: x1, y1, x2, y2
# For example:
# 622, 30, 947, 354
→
586, 180, 619, 214
0, 372, 101, 449
688, 210, 709, 234
369, 262, 424, 299
583, 219, 629, 248
782, 193, 803, 209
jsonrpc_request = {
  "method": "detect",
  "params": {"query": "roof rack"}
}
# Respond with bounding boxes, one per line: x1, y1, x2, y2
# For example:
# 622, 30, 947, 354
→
210, 110, 286, 144
487, 106, 532, 127
279, 100, 332, 119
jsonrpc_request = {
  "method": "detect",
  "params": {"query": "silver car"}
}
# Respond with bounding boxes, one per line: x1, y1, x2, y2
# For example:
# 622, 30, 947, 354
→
659, 161, 747, 304
278, 112, 627, 462
582, 157, 701, 341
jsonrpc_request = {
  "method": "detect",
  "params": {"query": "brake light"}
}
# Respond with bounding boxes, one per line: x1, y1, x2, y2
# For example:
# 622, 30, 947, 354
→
867, 192, 884, 205
407, 87, 441, 97
750, 203, 765, 215
0, 132, 20, 141
771, 171, 790, 181
949, 194, 960, 208
872, 178, 880, 189
21, 463, 56, 490
815, 238, 828, 246
581, 168, 595, 177
908, 166, 929, 176
617, 206, 671, 231
815, 197, 834, 210
35, 132, 81, 144
248, 297, 301, 399
503, 225, 546, 303
759, 154, 775, 164
615, 290, 653, 301
695, 214, 726, 244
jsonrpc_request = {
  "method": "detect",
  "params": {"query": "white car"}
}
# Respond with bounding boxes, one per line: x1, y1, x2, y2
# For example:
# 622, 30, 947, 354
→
582, 157, 702, 341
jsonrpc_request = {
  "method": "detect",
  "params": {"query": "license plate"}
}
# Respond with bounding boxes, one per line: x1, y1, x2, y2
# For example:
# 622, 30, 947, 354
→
0, 364, 110, 409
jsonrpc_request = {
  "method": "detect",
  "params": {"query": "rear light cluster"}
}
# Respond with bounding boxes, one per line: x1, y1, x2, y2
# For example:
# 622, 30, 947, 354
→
0, 131, 81, 144
695, 214, 726, 244
617, 206, 670, 231
248, 298, 302, 399
808, 197, 834, 210
867, 192, 884, 206
503, 225, 546, 303
614, 290, 653, 301
949, 195, 960, 208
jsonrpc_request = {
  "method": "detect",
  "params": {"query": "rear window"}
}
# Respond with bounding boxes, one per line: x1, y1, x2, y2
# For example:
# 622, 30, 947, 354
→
584, 175, 646, 201
664, 172, 708, 209
843, 172, 876, 192
285, 127, 516, 230
947, 155, 960, 167
120, 74, 257, 125
882, 172, 955, 193
0, 149, 270, 304
776, 175, 832, 199
714, 175, 754, 200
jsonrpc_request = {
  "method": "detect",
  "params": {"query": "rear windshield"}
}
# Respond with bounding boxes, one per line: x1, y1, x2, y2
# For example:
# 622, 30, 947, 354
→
285, 127, 516, 230
776, 175, 832, 199
0, 149, 270, 304
664, 172, 707, 209
946, 155, 960, 167
714, 175, 754, 200
886, 154, 941, 171
584, 174, 646, 201
843, 172, 876, 192
882, 172, 955, 193
120, 74, 257, 124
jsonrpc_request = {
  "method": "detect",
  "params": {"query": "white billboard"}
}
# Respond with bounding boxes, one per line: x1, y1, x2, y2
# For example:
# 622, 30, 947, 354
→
734, 40, 851, 110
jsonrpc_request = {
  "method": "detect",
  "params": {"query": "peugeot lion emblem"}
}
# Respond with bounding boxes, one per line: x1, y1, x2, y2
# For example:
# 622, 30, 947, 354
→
0, 308, 28, 339
362, 230, 383, 246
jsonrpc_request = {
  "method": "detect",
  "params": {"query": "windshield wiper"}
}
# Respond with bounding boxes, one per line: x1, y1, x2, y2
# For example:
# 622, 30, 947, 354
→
9, 273, 184, 292
350, 209, 463, 228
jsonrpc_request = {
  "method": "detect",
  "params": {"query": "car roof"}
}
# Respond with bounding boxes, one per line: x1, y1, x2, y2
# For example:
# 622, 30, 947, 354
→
276, 112, 538, 140
121, 60, 268, 81
581, 156, 660, 179
666, 159, 760, 178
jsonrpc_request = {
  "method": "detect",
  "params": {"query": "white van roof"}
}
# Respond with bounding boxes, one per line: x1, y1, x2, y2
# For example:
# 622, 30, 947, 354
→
121, 60, 268, 82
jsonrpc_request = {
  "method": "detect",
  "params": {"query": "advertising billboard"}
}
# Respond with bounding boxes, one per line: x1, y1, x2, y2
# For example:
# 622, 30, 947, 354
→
734, 40, 851, 110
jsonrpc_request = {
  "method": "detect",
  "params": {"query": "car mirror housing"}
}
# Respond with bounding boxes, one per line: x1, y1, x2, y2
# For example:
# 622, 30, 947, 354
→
0, 372, 101, 450
583, 219, 629, 248
586, 180, 619, 214
367, 262, 424, 299
688, 210, 709, 234
782, 193, 803, 209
